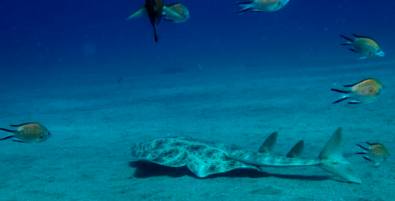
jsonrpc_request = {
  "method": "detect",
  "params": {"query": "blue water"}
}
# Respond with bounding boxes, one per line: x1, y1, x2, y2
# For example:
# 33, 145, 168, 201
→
1, 0, 394, 77
1, 1, 395, 200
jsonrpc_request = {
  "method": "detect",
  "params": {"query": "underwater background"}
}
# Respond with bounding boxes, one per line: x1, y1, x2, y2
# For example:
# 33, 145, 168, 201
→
1, 0, 395, 76
1, 0, 395, 200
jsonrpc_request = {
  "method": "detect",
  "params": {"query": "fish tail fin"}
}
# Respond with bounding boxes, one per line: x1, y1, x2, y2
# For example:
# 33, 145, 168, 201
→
0, 128, 15, 141
331, 89, 350, 104
363, 156, 373, 162
356, 144, 369, 151
340, 35, 354, 42
0, 128, 15, 133
154, 24, 159, 43
127, 6, 148, 20
0, 135, 14, 141
236, 1, 253, 14
331, 88, 349, 94
341, 42, 352, 45
317, 127, 361, 184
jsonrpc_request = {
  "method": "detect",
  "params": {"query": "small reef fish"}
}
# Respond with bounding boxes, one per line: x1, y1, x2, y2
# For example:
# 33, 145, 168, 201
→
340, 34, 385, 59
128, 0, 165, 42
0, 123, 51, 143
331, 78, 385, 104
163, 3, 190, 23
357, 142, 390, 166
236, 0, 290, 14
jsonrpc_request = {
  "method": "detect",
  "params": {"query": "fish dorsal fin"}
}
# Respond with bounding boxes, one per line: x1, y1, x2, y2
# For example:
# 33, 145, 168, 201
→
352, 33, 374, 40
9, 122, 36, 127
127, 6, 148, 20
258, 132, 278, 154
286, 140, 304, 158
343, 78, 373, 87
165, 3, 181, 7
340, 35, 354, 42
365, 142, 380, 146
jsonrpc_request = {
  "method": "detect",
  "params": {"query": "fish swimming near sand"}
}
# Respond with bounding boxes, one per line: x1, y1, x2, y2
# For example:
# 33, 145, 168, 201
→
236, 0, 290, 14
128, 0, 165, 42
132, 127, 361, 183
0, 123, 51, 143
163, 3, 190, 23
340, 34, 385, 59
331, 78, 385, 104
357, 142, 390, 166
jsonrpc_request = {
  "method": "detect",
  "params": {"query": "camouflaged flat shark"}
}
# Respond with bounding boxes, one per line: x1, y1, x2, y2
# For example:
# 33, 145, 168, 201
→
131, 127, 361, 184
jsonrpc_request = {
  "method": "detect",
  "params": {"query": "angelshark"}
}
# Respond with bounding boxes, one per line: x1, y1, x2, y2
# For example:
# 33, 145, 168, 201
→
131, 127, 361, 183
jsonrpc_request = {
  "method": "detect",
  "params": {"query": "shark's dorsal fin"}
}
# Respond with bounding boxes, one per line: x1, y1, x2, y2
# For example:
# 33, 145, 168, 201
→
258, 132, 278, 154
286, 140, 304, 158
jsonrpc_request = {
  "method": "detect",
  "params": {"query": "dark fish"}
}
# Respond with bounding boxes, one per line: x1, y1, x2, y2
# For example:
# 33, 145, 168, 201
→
128, 0, 165, 42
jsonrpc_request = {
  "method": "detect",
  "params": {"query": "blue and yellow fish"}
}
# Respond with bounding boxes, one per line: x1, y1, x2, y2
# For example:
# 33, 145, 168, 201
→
163, 3, 190, 23
357, 142, 390, 166
236, 0, 290, 14
331, 78, 385, 104
340, 34, 385, 59
0, 123, 51, 143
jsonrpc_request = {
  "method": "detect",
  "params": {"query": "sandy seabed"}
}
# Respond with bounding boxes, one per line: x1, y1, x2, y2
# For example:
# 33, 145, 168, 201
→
1, 60, 395, 201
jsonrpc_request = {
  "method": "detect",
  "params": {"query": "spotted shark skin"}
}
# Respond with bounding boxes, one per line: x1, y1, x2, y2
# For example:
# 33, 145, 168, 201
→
132, 127, 361, 183
132, 137, 262, 177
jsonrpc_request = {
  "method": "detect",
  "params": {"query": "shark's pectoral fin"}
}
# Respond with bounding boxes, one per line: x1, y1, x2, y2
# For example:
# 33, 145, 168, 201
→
186, 157, 260, 178
127, 6, 148, 20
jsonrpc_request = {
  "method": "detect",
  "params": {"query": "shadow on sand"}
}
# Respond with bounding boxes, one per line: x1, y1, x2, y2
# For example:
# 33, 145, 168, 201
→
129, 161, 332, 182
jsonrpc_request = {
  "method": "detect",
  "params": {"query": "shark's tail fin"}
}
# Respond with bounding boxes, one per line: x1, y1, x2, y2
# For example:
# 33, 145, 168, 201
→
317, 127, 361, 184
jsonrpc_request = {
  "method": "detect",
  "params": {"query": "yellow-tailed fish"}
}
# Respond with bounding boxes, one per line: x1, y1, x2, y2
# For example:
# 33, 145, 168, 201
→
127, 0, 165, 42
236, 0, 290, 14
340, 34, 385, 59
357, 142, 390, 166
331, 78, 384, 104
163, 3, 190, 23
0, 123, 51, 143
